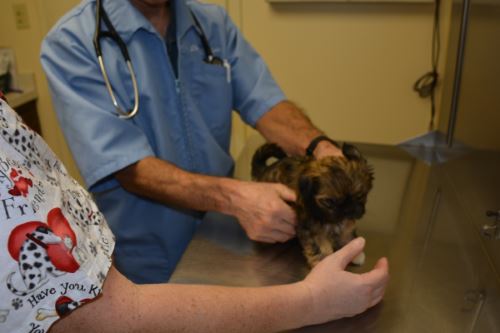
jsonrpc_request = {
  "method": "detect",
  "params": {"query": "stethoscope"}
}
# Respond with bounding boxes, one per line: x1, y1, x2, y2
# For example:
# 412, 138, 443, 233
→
93, 0, 229, 119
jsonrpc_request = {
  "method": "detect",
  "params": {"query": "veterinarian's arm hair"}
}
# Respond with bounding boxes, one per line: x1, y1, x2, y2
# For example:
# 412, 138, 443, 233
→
116, 157, 297, 243
117, 157, 232, 212
116, 157, 263, 213
255, 101, 340, 157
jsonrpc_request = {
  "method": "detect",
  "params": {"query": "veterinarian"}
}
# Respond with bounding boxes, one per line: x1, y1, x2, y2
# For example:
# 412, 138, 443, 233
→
0, 94, 388, 332
41, 0, 342, 283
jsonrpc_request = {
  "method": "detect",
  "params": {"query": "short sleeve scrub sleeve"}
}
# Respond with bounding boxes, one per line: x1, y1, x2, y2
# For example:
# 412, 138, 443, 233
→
0, 98, 115, 333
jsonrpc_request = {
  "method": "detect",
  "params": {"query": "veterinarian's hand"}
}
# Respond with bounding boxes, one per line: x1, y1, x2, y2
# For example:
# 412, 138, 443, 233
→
301, 237, 389, 325
228, 181, 297, 243
313, 140, 343, 159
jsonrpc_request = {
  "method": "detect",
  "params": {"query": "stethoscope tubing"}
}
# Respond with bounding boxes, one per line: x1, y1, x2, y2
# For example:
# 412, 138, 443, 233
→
97, 56, 140, 119
94, 0, 140, 119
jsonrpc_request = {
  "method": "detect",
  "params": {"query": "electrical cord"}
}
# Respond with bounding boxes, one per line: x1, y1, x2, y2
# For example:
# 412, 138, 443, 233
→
414, 0, 441, 130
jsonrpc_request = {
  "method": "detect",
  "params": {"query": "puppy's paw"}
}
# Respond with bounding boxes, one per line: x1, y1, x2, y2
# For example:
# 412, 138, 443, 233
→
351, 251, 365, 266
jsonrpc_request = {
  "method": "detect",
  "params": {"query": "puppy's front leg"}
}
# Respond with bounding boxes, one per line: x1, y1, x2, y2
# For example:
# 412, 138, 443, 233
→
298, 226, 334, 267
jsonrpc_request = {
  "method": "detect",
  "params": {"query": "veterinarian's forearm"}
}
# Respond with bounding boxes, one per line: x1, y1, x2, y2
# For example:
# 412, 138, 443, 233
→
115, 156, 247, 213
256, 101, 323, 156
51, 266, 313, 332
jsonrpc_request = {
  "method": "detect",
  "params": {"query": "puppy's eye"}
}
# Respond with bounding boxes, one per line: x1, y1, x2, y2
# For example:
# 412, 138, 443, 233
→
318, 198, 339, 209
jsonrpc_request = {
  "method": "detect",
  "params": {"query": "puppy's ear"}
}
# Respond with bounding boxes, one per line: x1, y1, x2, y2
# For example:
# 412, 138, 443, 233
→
342, 143, 366, 162
298, 174, 322, 219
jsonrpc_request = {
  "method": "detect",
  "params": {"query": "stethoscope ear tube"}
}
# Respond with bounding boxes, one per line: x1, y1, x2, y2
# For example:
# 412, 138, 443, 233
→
93, 0, 103, 57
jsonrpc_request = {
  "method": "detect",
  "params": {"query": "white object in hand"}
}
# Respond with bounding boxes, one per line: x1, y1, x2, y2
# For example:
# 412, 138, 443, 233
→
351, 251, 365, 266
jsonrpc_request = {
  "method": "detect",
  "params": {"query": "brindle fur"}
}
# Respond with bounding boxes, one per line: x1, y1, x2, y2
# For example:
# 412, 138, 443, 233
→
251, 143, 374, 267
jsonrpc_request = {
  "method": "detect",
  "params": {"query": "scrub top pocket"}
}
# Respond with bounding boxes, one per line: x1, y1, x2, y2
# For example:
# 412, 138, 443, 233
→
190, 61, 233, 147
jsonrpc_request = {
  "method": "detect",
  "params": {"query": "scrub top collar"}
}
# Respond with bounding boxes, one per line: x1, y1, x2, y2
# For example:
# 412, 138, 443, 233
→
101, 0, 196, 42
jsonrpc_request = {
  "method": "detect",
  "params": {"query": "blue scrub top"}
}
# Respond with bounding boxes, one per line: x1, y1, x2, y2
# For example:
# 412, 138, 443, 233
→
41, 0, 286, 283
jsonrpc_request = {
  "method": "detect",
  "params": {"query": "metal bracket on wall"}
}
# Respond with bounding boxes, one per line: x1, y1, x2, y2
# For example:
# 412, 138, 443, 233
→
398, 130, 469, 165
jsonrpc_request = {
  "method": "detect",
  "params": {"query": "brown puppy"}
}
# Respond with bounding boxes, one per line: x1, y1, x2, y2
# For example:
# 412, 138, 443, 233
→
251, 143, 374, 267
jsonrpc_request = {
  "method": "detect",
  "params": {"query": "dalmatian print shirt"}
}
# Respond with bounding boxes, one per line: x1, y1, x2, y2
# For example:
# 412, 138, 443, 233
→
0, 98, 115, 333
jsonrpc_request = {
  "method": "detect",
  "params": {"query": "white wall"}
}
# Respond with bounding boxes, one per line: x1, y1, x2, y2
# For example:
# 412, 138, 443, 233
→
238, 1, 449, 146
